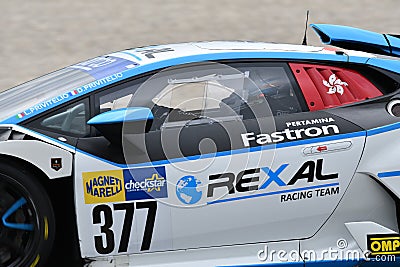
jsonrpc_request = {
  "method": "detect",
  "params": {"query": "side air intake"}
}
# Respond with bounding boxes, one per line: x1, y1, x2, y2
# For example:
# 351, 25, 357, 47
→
289, 63, 383, 111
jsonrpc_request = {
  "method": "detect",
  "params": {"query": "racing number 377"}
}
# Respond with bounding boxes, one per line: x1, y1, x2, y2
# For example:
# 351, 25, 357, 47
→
92, 201, 157, 254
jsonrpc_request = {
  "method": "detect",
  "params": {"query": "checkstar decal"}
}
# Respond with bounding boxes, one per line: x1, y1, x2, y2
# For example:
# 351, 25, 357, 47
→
323, 74, 348, 95
123, 167, 167, 201
83, 166, 167, 204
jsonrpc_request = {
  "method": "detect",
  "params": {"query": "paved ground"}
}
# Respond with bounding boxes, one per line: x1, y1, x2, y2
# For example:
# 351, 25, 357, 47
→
0, 0, 398, 91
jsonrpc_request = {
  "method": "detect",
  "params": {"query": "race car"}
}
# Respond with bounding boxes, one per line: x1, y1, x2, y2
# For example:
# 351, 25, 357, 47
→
1, 24, 400, 267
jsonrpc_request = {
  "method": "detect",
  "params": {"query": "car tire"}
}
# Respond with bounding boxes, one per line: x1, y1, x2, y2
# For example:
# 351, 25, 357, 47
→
0, 162, 55, 267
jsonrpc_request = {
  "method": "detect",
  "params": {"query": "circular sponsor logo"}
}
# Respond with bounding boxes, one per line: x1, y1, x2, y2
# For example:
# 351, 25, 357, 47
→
176, 176, 202, 205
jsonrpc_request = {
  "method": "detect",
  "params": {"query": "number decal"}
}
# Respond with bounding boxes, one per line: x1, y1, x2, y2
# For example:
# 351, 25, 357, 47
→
136, 201, 157, 251
92, 205, 115, 254
92, 201, 157, 255
114, 203, 135, 253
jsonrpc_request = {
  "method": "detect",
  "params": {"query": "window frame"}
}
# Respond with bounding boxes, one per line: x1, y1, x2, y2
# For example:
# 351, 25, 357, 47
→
23, 60, 311, 140
93, 75, 152, 118
24, 98, 91, 138
92, 60, 309, 128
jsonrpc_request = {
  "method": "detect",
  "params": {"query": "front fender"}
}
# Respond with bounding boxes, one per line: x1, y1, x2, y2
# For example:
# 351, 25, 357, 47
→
0, 126, 73, 179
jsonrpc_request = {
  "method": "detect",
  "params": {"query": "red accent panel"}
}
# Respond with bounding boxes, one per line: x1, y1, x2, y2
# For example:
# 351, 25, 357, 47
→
289, 63, 383, 111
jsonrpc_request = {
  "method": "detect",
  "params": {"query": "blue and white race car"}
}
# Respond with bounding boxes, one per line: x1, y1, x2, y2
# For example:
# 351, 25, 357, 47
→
1, 24, 400, 267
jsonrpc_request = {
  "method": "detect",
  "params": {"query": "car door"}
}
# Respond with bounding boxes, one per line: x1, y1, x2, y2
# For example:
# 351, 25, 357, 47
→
155, 62, 366, 250
72, 61, 366, 261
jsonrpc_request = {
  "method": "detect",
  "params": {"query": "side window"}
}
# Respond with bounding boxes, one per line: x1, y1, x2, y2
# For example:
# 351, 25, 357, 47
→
122, 62, 307, 131
233, 62, 305, 117
27, 99, 90, 137
93, 62, 306, 135
127, 64, 255, 131
151, 72, 247, 125
96, 76, 148, 114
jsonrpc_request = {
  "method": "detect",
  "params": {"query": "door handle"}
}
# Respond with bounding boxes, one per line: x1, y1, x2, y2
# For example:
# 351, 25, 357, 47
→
303, 141, 352, 155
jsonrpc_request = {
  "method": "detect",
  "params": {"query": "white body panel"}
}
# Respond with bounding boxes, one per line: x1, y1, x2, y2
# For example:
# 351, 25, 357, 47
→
300, 172, 398, 263
74, 134, 365, 265
0, 125, 73, 178
358, 127, 400, 199
0, 140, 73, 178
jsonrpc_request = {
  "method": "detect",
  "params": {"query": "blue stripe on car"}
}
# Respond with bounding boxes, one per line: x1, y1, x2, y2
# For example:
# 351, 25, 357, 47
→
377, 171, 400, 178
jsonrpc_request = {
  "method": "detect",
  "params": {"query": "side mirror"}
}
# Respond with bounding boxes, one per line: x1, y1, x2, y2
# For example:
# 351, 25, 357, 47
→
87, 107, 153, 145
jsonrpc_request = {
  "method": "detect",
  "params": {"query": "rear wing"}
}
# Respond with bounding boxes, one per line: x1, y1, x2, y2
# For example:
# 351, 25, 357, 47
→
311, 24, 400, 57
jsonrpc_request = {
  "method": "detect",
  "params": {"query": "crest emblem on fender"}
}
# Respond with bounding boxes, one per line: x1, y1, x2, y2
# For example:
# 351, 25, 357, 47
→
323, 74, 348, 95
51, 158, 62, 171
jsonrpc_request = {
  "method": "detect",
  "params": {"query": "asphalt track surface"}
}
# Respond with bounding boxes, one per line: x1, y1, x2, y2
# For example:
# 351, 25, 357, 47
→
0, 0, 398, 92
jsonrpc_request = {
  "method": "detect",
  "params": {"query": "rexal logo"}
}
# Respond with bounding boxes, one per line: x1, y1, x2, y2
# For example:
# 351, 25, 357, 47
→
123, 166, 168, 201
241, 125, 340, 147
207, 159, 340, 204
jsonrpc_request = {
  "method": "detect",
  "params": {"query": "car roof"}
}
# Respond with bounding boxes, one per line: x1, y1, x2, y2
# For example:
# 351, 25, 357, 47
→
106, 41, 374, 68
0, 41, 394, 125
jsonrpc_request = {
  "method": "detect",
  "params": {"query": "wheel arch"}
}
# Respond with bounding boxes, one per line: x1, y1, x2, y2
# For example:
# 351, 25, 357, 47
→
0, 153, 52, 188
0, 153, 84, 266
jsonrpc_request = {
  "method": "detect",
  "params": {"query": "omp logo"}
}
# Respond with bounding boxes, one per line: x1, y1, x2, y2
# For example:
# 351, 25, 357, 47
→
367, 234, 400, 256
241, 124, 340, 147
123, 166, 168, 201
83, 170, 125, 204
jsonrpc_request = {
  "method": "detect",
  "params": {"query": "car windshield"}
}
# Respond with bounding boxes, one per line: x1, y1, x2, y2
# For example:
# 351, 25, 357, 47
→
0, 68, 94, 121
